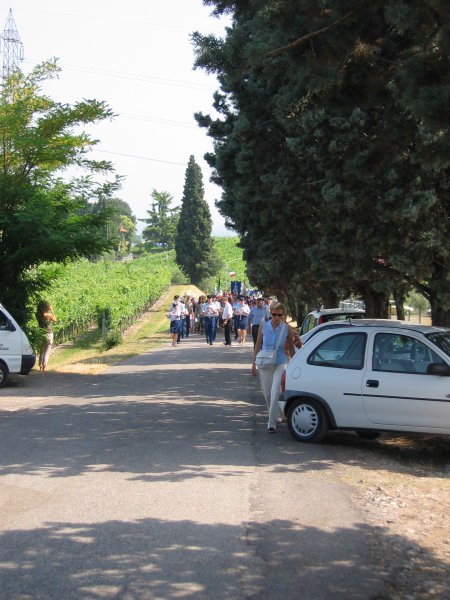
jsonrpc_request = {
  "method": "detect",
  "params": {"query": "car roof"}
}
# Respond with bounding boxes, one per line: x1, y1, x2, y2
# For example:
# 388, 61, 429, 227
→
302, 318, 449, 338
309, 307, 365, 315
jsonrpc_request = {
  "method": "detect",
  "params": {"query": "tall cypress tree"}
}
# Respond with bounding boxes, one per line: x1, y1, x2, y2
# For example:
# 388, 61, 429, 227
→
175, 156, 220, 285
194, 0, 450, 324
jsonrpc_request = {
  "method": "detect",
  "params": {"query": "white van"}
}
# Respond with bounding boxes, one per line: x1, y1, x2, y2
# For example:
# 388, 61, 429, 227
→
0, 303, 36, 387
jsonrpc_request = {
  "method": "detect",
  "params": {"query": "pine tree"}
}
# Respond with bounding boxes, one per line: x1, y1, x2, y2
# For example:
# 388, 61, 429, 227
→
175, 156, 221, 285
141, 189, 179, 250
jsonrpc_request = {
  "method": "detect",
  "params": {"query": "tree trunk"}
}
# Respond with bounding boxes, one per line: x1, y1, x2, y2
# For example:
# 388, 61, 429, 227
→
429, 292, 450, 327
393, 289, 405, 321
321, 291, 339, 308
361, 288, 390, 318
428, 266, 450, 327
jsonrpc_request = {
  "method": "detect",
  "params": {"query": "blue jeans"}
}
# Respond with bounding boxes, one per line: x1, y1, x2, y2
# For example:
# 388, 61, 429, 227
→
212, 316, 219, 341
204, 317, 214, 344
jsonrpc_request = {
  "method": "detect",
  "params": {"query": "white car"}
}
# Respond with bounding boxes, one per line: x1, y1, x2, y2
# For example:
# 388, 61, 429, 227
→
299, 307, 365, 336
280, 321, 450, 442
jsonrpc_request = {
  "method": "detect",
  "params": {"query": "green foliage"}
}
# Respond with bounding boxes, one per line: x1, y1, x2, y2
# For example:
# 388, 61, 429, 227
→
193, 1, 450, 324
101, 329, 123, 351
141, 189, 180, 250
0, 60, 119, 325
25, 253, 179, 347
175, 156, 221, 285
213, 236, 247, 289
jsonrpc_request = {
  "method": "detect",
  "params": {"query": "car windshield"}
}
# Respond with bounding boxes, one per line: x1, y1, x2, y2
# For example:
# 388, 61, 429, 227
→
425, 332, 450, 358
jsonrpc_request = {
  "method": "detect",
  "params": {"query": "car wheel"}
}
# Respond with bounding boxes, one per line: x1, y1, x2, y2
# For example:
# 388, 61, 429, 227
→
0, 362, 8, 388
355, 430, 380, 440
287, 398, 328, 443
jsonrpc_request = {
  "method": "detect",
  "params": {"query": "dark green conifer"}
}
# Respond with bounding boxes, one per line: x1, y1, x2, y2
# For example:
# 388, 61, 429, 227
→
175, 156, 221, 285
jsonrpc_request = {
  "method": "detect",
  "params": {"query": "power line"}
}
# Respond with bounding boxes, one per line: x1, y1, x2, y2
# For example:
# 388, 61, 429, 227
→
14, 7, 195, 32
119, 112, 198, 129
23, 58, 216, 91
96, 149, 187, 166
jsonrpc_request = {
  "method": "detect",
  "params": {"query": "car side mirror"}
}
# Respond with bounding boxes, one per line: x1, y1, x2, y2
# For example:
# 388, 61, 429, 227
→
426, 363, 450, 376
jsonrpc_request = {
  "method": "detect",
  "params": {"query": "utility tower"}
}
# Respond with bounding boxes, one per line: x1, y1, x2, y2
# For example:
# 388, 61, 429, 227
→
0, 8, 24, 81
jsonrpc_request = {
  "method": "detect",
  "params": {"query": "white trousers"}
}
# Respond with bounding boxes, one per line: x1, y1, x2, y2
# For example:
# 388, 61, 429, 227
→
258, 363, 286, 429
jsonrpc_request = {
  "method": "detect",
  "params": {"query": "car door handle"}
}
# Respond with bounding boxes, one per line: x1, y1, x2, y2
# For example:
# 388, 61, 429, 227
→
366, 379, 379, 388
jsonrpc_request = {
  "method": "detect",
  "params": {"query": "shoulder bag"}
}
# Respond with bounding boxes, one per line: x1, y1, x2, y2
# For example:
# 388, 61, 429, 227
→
255, 323, 287, 369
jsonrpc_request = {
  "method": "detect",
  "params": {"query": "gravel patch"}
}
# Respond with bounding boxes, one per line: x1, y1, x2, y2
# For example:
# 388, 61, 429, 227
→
325, 432, 450, 599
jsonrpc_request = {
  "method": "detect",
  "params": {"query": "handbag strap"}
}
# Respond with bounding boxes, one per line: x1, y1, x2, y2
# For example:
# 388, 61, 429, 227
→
273, 323, 287, 353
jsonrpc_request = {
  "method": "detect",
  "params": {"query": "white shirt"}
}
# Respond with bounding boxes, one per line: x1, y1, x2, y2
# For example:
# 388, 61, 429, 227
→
167, 306, 182, 321
221, 301, 233, 321
201, 301, 219, 317
234, 302, 250, 317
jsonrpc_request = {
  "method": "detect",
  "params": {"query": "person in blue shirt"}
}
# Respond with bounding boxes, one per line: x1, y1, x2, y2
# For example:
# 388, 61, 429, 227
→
251, 303, 295, 433
248, 296, 270, 347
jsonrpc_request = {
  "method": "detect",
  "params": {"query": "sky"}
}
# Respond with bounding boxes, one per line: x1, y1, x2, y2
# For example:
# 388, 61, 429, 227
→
4, 1, 233, 236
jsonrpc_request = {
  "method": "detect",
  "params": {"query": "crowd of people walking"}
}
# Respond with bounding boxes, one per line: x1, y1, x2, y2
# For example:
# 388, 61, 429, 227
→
166, 292, 277, 347
166, 291, 302, 434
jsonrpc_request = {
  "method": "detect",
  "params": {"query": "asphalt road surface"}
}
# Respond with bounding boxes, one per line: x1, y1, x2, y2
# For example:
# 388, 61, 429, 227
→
0, 334, 387, 599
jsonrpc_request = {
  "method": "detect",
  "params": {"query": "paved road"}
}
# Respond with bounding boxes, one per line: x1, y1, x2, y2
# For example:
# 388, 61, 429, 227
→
0, 335, 387, 599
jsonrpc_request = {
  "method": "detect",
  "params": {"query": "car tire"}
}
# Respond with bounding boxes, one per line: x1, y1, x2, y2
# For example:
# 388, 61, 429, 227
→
355, 430, 380, 440
0, 362, 8, 388
287, 398, 329, 443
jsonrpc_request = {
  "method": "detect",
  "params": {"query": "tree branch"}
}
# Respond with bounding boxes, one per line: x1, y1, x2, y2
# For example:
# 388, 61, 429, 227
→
266, 9, 357, 58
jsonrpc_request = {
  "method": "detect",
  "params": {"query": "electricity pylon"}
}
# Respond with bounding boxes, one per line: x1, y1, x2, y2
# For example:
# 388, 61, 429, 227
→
1, 8, 24, 81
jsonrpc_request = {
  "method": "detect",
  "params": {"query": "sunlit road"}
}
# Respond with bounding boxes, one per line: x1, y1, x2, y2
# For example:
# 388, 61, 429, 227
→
0, 335, 386, 599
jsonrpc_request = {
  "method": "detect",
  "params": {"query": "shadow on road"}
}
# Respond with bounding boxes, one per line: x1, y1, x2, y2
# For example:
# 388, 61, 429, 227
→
0, 516, 446, 599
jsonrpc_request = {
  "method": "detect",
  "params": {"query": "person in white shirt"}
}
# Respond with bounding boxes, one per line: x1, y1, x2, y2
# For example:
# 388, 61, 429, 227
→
232, 296, 241, 339
170, 295, 187, 343
234, 296, 251, 344
201, 295, 219, 345
221, 296, 234, 345
212, 295, 221, 342
166, 301, 183, 346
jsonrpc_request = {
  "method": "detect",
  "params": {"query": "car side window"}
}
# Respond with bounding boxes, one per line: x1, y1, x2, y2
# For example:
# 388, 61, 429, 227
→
373, 333, 443, 374
308, 333, 366, 370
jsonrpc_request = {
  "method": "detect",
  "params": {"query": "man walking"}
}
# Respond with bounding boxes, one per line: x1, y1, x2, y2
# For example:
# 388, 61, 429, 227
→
201, 295, 219, 345
249, 296, 270, 346
221, 296, 233, 346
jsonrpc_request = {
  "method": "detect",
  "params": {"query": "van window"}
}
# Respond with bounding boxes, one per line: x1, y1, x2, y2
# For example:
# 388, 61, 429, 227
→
0, 311, 9, 330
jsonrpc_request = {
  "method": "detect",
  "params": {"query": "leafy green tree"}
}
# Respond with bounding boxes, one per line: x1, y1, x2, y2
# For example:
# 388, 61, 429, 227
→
175, 155, 221, 285
0, 60, 117, 325
141, 189, 179, 249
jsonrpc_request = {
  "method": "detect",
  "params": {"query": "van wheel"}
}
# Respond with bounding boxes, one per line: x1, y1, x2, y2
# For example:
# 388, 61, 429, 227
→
287, 398, 328, 443
0, 363, 8, 387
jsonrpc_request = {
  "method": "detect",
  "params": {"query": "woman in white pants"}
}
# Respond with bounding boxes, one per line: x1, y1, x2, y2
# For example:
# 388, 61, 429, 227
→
251, 303, 295, 433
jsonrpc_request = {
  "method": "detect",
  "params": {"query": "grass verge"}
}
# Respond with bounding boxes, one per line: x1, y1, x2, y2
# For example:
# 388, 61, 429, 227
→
46, 285, 202, 375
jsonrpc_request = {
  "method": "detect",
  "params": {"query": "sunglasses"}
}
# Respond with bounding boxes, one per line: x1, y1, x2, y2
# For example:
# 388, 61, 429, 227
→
271, 313, 283, 317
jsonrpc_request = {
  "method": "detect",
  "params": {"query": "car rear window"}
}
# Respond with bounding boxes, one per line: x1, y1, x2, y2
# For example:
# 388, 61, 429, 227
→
324, 313, 365, 323
308, 332, 367, 369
